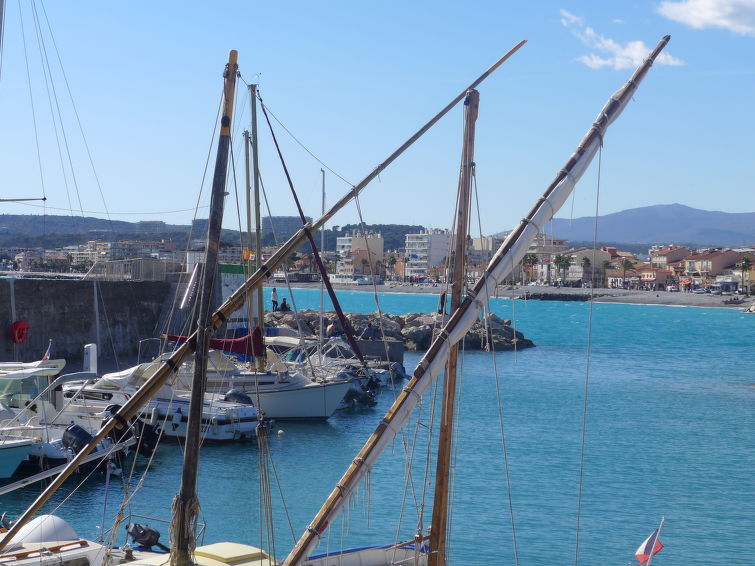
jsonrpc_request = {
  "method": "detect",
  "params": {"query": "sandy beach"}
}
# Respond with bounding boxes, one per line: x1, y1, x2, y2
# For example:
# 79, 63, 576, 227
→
276, 282, 755, 310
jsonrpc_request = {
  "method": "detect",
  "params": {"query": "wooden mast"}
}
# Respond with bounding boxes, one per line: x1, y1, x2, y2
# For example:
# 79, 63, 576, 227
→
0, 42, 527, 554
251, 84, 265, 367
243, 84, 264, 369
171, 49, 237, 566
428, 89, 479, 566
280, 36, 669, 566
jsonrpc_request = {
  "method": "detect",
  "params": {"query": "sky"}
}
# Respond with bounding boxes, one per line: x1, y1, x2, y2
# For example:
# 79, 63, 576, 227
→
0, 0, 753, 239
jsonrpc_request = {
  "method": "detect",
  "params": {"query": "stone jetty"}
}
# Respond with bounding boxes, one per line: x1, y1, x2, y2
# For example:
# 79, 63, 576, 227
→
264, 309, 534, 352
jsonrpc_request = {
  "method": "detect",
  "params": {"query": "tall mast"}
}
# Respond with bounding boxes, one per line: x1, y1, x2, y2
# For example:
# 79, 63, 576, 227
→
251, 84, 264, 364
244, 130, 254, 341
245, 84, 264, 368
428, 89, 479, 566
171, 49, 238, 566
319, 168, 325, 343
0, 42, 528, 553
280, 36, 668, 566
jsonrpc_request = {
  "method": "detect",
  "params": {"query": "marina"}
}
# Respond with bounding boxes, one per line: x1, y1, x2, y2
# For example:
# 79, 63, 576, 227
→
1, 291, 753, 565
0, 4, 753, 565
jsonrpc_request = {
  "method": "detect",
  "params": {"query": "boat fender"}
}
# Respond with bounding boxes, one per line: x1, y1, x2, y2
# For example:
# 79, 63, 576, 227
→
126, 523, 170, 552
171, 408, 182, 431
62, 424, 94, 453
224, 389, 254, 405
9, 321, 29, 344
148, 407, 160, 426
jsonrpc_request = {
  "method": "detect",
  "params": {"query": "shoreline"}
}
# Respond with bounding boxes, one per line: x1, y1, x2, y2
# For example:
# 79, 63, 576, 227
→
270, 282, 755, 310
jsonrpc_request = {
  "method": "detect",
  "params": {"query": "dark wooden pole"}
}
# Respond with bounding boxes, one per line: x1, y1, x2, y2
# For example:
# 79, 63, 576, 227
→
171, 49, 237, 566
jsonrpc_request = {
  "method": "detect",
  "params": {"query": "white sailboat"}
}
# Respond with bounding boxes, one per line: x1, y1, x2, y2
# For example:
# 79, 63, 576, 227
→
0, 32, 670, 566
282, 36, 672, 566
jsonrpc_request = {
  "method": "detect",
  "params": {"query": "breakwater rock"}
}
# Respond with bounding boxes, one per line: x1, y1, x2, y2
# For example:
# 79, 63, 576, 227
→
264, 309, 534, 352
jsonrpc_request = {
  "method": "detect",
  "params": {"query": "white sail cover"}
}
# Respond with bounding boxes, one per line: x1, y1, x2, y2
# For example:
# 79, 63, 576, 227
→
284, 35, 671, 564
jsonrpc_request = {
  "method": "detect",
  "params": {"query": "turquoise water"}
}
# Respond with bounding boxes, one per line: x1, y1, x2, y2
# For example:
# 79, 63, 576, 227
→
4, 288, 754, 565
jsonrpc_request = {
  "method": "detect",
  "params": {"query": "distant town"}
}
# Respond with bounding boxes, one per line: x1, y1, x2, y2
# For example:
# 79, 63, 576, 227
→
1, 215, 753, 295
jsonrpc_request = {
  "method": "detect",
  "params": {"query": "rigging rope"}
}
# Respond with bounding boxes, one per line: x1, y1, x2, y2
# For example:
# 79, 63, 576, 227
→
238, 76, 353, 187
573, 142, 603, 566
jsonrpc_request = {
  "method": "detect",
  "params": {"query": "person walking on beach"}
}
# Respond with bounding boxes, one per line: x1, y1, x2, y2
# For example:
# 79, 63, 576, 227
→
271, 287, 279, 311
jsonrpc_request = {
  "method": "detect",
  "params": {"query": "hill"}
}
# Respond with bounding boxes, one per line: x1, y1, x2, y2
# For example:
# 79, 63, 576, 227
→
547, 204, 755, 247
0, 215, 425, 252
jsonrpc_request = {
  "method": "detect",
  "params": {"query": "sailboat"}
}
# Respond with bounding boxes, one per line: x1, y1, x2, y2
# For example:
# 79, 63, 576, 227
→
0, 49, 274, 566
0, 33, 670, 566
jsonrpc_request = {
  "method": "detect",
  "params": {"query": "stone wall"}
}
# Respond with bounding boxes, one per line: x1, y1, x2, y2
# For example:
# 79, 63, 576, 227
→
0, 278, 172, 363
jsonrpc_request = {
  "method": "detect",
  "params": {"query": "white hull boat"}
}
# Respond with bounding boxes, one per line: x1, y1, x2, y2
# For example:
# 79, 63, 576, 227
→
57, 361, 264, 442
170, 350, 352, 420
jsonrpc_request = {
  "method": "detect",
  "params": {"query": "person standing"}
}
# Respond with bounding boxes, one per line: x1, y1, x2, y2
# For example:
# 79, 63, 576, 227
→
271, 287, 279, 311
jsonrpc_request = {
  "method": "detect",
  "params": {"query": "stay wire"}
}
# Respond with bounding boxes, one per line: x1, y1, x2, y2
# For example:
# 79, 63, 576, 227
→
38, 1, 114, 226
258, 90, 365, 366
573, 141, 603, 566
18, 1, 46, 204
236, 76, 353, 188
471, 169, 520, 565
30, 1, 85, 220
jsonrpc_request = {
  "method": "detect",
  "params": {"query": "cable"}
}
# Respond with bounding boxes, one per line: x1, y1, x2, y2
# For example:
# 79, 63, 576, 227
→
573, 143, 603, 566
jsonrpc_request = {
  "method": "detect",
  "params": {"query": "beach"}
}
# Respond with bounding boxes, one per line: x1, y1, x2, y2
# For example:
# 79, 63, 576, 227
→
273, 281, 755, 309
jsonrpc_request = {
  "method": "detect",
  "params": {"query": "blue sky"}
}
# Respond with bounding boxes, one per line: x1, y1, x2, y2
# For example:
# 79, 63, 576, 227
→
0, 1, 753, 239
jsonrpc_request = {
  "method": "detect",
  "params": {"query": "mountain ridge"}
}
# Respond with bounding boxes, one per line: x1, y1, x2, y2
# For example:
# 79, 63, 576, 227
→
545, 204, 755, 247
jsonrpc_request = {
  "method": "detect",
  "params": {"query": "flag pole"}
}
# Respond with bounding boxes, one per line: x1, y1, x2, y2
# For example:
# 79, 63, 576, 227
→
648, 517, 666, 566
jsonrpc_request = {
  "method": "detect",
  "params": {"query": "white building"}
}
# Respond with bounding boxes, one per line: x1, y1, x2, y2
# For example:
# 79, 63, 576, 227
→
336, 232, 384, 275
404, 229, 450, 280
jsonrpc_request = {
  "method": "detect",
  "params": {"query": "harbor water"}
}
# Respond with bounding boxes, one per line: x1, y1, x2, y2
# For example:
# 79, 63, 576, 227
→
3, 288, 753, 565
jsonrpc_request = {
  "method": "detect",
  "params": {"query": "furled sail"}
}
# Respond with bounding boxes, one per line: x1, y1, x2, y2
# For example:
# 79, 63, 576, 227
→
282, 35, 671, 566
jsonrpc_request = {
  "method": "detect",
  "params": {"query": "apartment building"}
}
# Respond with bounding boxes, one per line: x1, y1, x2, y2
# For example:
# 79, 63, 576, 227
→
336, 232, 384, 275
650, 245, 691, 269
684, 249, 741, 279
404, 229, 450, 280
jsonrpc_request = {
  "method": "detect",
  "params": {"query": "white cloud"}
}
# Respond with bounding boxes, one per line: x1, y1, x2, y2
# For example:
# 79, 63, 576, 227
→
658, 0, 755, 35
560, 9, 685, 70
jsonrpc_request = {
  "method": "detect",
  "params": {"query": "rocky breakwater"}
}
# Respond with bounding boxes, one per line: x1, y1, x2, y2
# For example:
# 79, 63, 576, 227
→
264, 309, 534, 352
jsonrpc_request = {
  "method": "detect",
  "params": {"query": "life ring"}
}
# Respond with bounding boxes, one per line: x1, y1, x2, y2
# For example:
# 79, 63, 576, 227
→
10, 321, 29, 344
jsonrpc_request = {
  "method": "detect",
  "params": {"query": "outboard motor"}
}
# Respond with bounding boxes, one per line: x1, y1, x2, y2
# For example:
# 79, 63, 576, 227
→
126, 523, 170, 552
224, 389, 254, 405
133, 421, 159, 458
342, 387, 377, 409
62, 424, 94, 454
102, 404, 131, 444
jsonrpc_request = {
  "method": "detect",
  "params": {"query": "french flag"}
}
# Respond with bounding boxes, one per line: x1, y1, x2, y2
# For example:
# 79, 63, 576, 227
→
635, 528, 664, 564
41, 340, 52, 361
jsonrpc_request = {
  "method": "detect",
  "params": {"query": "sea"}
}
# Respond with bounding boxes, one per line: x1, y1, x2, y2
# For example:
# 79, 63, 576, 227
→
3, 288, 754, 565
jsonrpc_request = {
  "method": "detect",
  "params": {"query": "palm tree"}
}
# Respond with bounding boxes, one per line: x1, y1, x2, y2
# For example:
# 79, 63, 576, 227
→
581, 256, 592, 286
554, 254, 571, 283
388, 256, 397, 275
361, 258, 369, 274
620, 258, 634, 287
741, 257, 752, 296
522, 253, 539, 284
